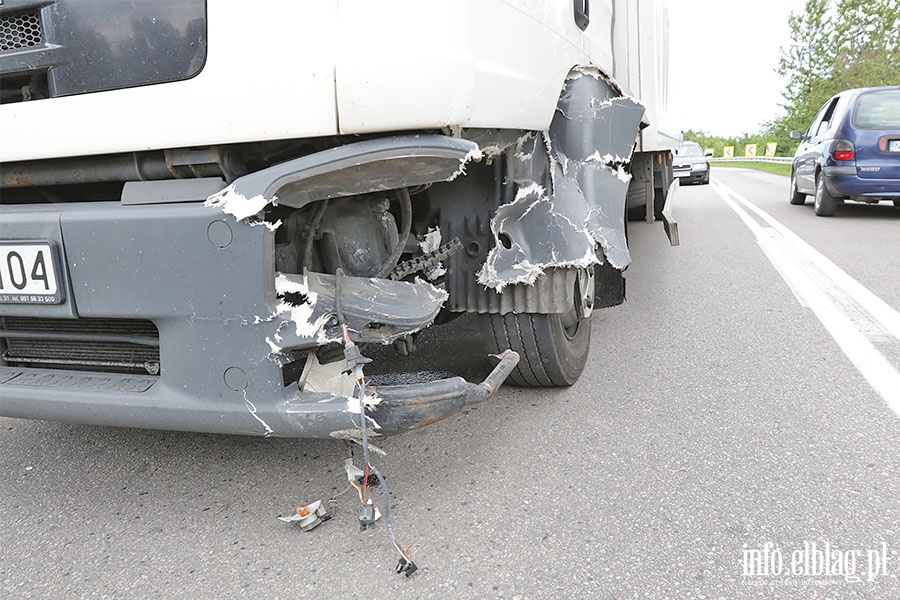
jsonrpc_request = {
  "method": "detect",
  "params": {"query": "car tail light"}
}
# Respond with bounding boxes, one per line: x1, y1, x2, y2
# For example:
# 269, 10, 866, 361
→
831, 139, 855, 161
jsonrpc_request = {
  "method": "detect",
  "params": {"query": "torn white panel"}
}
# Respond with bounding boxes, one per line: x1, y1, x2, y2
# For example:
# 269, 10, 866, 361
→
412, 276, 449, 306
425, 265, 447, 280
584, 151, 630, 165
205, 184, 274, 221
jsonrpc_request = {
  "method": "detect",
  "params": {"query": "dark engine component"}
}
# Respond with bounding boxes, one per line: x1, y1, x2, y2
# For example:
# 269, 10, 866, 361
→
316, 195, 400, 278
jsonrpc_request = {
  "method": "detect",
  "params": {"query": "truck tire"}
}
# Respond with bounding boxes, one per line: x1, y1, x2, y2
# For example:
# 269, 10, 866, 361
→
814, 172, 837, 216
482, 309, 590, 387
789, 171, 805, 205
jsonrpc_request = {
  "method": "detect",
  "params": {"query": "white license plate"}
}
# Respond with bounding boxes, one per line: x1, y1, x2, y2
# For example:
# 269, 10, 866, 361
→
674, 171, 690, 178
0, 241, 64, 304
891, 140, 900, 152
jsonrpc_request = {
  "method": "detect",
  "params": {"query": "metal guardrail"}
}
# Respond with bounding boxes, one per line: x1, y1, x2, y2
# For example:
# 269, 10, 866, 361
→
709, 156, 792, 164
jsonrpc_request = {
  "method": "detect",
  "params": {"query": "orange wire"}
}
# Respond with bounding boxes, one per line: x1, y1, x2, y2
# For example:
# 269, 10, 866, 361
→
363, 461, 370, 502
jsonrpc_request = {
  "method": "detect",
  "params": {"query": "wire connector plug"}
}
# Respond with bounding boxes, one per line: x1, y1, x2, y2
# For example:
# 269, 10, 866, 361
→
358, 499, 377, 531
395, 556, 418, 577
342, 342, 371, 376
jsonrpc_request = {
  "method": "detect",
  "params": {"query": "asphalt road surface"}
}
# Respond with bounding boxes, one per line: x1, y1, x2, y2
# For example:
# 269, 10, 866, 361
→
2, 168, 899, 599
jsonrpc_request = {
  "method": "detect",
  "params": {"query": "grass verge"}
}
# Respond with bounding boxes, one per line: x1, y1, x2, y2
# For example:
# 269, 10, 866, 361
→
713, 161, 791, 177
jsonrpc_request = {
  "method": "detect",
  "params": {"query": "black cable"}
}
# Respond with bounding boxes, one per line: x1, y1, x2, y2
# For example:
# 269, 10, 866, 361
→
335, 267, 344, 325
356, 381, 408, 561
302, 199, 329, 271
375, 188, 412, 278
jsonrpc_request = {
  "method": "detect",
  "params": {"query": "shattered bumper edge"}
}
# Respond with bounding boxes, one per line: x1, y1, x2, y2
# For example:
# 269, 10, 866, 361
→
369, 349, 520, 435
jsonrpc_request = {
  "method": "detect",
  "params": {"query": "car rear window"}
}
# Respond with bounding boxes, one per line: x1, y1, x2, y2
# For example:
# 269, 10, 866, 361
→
853, 89, 900, 129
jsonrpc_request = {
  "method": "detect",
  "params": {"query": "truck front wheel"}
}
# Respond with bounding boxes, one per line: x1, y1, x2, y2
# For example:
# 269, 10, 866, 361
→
483, 311, 590, 387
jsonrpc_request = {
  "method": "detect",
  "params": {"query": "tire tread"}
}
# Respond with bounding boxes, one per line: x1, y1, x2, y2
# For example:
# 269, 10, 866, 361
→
483, 312, 590, 387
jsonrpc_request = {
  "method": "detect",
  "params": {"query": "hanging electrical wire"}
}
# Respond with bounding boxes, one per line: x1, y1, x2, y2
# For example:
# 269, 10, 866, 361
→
340, 320, 417, 576
354, 374, 416, 575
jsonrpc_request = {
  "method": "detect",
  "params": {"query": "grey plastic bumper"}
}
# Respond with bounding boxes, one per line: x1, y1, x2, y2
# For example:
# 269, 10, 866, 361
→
0, 135, 519, 438
1, 349, 519, 438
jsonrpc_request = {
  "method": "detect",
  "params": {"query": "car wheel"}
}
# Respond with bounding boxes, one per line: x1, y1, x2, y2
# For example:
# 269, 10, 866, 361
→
702, 172, 710, 185
789, 171, 806, 205
814, 172, 837, 217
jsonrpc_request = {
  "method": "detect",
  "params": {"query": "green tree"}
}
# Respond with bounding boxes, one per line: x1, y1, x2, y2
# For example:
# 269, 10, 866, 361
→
774, 0, 900, 139
776, 0, 836, 135
832, 0, 900, 90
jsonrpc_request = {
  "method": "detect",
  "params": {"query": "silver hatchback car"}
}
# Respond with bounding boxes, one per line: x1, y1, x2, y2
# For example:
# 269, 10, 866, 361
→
673, 142, 711, 185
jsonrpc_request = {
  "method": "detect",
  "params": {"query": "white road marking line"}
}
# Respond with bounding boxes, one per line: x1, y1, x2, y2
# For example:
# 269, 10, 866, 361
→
727, 185, 900, 341
711, 179, 900, 418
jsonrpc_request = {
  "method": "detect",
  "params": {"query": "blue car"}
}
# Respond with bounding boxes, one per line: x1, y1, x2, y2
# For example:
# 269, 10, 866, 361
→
789, 86, 900, 216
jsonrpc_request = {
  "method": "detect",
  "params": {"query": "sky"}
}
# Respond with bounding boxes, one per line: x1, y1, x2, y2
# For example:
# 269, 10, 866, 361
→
667, 0, 810, 137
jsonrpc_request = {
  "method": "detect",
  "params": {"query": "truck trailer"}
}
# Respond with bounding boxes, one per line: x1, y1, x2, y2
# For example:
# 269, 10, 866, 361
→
0, 0, 678, 439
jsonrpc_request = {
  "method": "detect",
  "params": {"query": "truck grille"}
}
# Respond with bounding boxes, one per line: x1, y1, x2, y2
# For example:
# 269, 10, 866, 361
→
0, 10, 44, 53
1, 317, 160, 375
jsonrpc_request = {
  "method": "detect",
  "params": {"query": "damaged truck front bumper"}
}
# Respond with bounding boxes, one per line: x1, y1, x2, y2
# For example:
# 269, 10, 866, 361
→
0, 348, 519, 439
0, 135, 518, 438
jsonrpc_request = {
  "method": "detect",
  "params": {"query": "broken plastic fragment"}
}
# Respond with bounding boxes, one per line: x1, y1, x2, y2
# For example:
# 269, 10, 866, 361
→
417, 227, 448, 280
345, 459, 365, 483
277, 499, 331, 531
205, 185, 272, 221
273, 273, 335, 342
